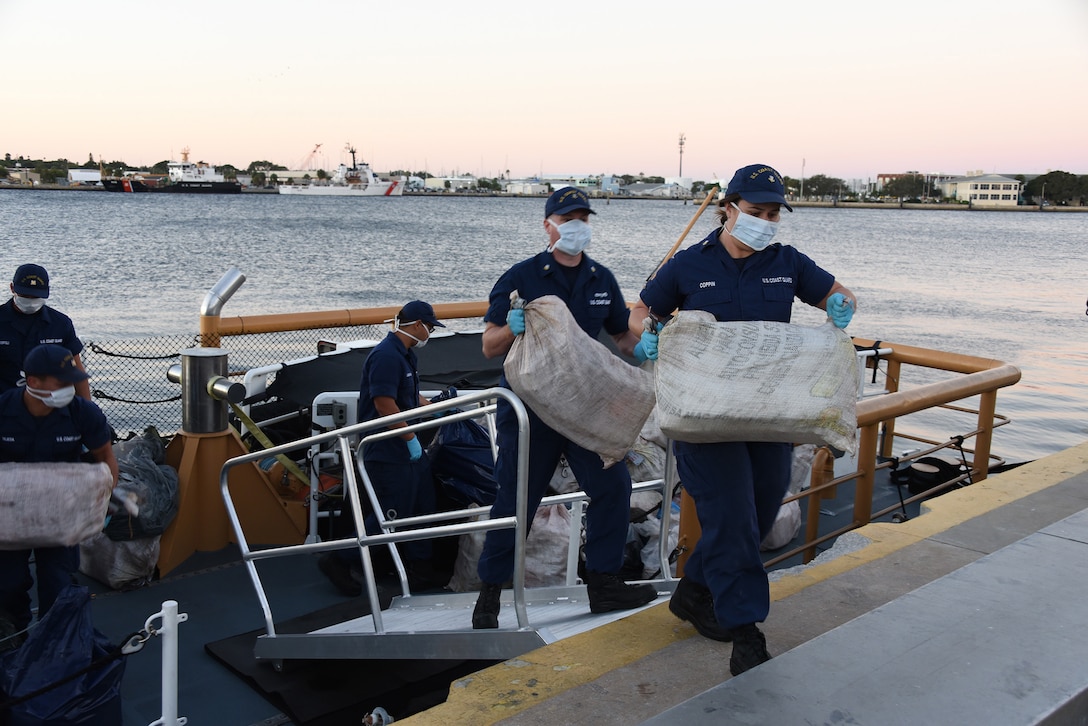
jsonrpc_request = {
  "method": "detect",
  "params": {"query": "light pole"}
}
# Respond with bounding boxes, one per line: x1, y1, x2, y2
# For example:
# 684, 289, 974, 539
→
678, 133, 685, 177
800, 158, 805, 200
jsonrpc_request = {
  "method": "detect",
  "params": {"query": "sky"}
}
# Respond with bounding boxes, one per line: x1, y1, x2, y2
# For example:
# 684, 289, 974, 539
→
4, 0, 1087, 182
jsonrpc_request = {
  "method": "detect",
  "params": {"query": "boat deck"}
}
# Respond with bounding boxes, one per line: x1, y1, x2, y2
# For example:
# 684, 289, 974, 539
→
401, 441, 1088, 725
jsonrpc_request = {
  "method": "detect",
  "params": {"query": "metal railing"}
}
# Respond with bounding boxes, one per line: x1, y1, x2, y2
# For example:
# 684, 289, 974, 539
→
765, 337, 1021, 566
219, 387, 673, 640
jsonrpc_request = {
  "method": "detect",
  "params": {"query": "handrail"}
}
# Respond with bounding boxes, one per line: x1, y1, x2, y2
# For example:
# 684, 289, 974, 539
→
202, 301, 490, 343
764, 337, 1021, 566
220, 387, 673, 641
219, 388, 530, 637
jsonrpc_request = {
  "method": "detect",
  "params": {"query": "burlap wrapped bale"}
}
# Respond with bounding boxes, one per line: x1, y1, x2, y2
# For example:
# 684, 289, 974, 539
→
655, 312, 857, 453
0, 462, 113, 549
503, 294, 656, 467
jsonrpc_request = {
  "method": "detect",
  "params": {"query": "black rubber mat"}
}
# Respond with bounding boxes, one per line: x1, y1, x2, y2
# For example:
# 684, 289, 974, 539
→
204, 589, 495, 724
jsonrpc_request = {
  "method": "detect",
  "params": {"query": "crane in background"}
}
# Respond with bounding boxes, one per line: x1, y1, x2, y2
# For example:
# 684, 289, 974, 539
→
296, 143, 323, 170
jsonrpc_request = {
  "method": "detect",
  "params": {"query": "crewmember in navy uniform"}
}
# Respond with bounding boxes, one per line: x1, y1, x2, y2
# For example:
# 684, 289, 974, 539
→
318, 301, 444, 596
471, 187, 658, 629
631, 163, 857, 676
0, 264, 91, 401
0, 344, 118, 633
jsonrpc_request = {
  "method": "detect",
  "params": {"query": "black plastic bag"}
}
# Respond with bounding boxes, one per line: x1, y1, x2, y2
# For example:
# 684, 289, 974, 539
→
428, 418, 497, 508
0, 585, 124, 725
103, 429, 179, 541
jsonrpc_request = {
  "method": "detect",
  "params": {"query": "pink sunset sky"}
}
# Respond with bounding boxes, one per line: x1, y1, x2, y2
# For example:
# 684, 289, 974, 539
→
4, 0, 1086, 183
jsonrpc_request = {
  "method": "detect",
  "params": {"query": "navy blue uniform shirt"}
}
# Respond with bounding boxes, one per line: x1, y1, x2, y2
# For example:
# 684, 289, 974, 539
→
0, 300, 84, 394
485, 250, 630, 345
640, 229, 835, 323
358, 332, 421, 463
0, 388, 111, 463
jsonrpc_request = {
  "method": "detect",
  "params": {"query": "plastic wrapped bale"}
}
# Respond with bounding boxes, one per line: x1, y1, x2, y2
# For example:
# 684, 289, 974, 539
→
79, 532, 160, 590
760, 500, 802, 551
447, 503, 578, 592
0, 462, 113, 550
504, 294, 656, 468
655, 313, 858, 454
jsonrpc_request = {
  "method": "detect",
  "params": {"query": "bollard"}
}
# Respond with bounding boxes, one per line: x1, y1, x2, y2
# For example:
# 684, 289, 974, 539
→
172, 348, 232, 434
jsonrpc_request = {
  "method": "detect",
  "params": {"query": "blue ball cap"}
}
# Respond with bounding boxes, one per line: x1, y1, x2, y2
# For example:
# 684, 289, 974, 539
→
398, 300, 445, 328
724, 164, 793, 211
545, 186, 596, 218
12, 263, 50, 298
22, 344, 88, 383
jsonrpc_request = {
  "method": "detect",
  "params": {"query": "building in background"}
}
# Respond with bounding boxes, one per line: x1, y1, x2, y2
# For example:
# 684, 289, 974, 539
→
938, 172, 1021, 207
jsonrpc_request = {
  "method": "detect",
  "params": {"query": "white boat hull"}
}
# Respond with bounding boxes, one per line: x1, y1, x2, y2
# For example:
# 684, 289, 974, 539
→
278, 180, 404, 196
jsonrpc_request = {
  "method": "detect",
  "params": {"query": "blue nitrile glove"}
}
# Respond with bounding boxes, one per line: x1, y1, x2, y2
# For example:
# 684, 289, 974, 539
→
507, 308, 526, 336
406, 436, 423, 461
827, 292, 854, 329
429, 386, 458, 418
634, 329, 659, 362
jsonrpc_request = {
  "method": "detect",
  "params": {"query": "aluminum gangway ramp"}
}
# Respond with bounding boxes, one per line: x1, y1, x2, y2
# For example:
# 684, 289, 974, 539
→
645, 507, 1088, 726
253, 584, 670, 661
220, 387, 676, 664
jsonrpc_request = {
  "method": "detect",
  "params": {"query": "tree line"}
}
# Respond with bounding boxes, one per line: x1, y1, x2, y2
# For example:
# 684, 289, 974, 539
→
3, 153, 1086, 204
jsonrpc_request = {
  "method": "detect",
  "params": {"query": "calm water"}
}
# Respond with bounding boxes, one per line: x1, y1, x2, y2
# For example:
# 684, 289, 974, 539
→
2, 189, 1086, 462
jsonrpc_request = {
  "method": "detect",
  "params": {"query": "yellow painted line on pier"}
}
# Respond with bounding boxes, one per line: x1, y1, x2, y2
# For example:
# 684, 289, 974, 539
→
404, 605, 695, 724
402, 441, 1088, 725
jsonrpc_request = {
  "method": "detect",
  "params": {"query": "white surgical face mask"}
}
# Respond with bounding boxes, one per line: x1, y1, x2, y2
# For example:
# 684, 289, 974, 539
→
547, 218, 592, 256
728, 202, 779, 251
12, 294, 46, 314
395, 319, 430, 348
26, 384, 77, 408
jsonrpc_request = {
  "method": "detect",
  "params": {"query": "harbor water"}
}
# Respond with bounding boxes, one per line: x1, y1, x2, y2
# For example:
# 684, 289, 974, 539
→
2, 189, 1086, 463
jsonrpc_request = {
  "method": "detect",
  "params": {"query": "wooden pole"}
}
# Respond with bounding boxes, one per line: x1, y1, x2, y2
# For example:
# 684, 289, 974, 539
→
646, 186, 719, 283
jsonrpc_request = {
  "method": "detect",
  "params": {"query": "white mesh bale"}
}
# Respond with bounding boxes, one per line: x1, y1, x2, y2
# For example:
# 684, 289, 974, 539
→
655, 312, 858, 454
0, 462, 113, 549
504, 294, 656, 468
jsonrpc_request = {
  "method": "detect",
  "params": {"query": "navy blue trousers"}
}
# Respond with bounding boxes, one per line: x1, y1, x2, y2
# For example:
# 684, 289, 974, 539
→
0, 545, 79, 631
675, 440, 792, 630
477, 398, 631, 585
336, 456, 435, 566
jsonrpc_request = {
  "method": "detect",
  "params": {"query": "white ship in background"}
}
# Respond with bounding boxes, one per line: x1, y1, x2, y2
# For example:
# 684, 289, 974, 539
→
278, 145, 405, 196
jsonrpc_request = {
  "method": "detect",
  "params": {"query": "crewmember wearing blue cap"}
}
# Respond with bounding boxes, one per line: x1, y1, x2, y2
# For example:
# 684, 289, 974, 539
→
0, 264, 91, 400
631, 163, 857, 676
471, 186, 657, 629
317, 301, 445, 596
0, 344, 118, 633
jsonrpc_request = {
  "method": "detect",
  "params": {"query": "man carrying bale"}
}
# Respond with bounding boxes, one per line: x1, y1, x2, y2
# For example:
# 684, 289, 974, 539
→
471, 187, 657, 629
630, 163, 856, 676
0, 344, 117, 635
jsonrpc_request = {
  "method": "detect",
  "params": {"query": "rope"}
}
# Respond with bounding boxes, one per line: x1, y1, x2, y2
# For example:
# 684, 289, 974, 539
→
92, 389, 182, 405
87, 342, 182, 361
228, 401, 311, 486
950, 435, 975, 486
866, 340, 883, 384
0, 630, 142, 711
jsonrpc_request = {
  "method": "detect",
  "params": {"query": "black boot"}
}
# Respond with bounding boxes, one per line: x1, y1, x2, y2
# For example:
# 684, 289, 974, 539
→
728, 623, 771, 676
584, 571, 657, 614
668, 577, 732, 642
472, 582, 502, 629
